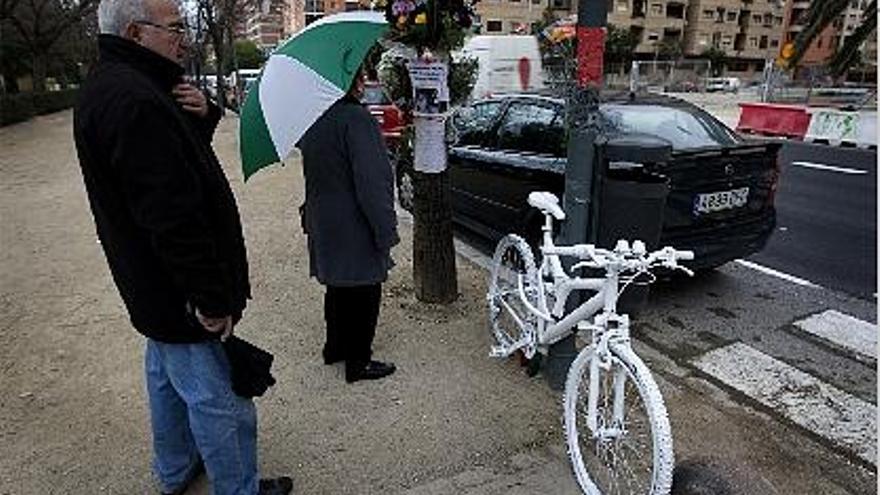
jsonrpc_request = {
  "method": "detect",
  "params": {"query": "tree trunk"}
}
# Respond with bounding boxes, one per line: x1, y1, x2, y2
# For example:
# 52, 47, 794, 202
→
412, 169, 458, 303
31, 52, 47, 92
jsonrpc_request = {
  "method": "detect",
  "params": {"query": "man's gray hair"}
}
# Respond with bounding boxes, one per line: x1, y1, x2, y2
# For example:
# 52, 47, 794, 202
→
97, 0, 151, 36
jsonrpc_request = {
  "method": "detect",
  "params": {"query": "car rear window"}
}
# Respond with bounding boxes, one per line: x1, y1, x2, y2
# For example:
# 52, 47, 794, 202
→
601, 104, 740, 150
362, 86, 390, 105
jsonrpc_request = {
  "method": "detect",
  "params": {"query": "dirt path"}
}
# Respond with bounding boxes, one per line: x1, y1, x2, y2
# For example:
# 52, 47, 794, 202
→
0, 111, 564, 494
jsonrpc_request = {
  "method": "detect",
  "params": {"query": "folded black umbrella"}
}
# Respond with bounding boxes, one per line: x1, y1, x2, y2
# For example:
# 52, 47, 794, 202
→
222, 336, 276, 398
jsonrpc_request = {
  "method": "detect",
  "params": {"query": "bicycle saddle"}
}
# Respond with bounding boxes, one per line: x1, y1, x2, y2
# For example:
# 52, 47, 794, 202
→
528, 191, 566, 220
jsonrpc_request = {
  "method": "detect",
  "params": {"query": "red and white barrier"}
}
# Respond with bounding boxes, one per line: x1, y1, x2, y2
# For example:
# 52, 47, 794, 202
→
736, 103, 811, 139
804, 108, 877, 148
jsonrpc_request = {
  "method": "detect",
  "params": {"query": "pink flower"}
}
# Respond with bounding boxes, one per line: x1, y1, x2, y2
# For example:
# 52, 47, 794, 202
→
392, 0, 415, 16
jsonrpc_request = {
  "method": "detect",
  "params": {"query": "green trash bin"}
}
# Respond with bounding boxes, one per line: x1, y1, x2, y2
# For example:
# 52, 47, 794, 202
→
596, 135, 671, 315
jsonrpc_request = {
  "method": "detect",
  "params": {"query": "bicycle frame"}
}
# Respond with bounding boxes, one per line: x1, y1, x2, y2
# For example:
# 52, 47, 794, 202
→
528, 214, 625, 351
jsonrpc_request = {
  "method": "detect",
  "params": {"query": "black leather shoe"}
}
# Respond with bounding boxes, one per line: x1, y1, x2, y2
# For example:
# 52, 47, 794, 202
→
346, 360, 396, 383
258, 476, 293, 495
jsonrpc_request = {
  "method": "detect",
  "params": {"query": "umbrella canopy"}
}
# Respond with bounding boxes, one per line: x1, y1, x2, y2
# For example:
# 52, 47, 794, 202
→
239, 11, 388, 181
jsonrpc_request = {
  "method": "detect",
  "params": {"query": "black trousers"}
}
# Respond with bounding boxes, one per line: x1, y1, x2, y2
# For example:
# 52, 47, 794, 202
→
323, 284, 381, 366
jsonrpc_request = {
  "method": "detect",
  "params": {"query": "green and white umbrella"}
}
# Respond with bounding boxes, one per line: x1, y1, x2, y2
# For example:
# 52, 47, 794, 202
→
239, 11, 388, 181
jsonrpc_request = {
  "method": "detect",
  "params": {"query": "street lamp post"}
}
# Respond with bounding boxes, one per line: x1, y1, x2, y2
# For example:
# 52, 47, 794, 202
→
544, 0, 608, 390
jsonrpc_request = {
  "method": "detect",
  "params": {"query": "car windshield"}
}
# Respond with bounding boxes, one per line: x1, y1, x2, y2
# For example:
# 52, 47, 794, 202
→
362, 85, 390, 105
600, 104, 740, 150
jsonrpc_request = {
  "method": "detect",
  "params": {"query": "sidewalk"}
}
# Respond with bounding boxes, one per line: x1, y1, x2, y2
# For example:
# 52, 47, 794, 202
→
0, 112, 874, 494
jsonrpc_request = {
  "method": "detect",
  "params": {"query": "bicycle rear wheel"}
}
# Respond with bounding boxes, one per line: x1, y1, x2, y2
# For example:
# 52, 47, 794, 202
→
488, 234, 542, 358
563, 343, 673, 495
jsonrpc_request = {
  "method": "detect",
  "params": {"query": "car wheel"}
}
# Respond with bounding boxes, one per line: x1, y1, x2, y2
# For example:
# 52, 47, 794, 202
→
398, 170, 414, 212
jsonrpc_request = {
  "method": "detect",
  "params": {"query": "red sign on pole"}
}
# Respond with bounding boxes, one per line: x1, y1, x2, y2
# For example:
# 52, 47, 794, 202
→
576, 26, 606, 88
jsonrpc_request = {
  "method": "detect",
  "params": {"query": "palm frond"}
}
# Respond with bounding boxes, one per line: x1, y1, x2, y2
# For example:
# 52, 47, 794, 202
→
829, 0, 877, 76
791, 0, 851, 67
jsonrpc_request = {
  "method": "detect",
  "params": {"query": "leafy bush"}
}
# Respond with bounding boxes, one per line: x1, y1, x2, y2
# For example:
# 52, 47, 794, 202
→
32, 89, 79, 115
1, 89, 78, 126
0, 93, 35, 126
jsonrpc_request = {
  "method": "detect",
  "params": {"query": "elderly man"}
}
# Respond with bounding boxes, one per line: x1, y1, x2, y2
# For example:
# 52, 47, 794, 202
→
73, 0, 292, 493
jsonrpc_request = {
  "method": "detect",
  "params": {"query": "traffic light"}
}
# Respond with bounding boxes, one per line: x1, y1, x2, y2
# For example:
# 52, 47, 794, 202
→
777, 42, 795, 68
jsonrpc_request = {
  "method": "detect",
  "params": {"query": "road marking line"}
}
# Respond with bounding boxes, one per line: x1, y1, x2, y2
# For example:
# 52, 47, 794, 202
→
693, 343, 877, 466
791, 161, 868, 175
735, 260, 820, 288
794, 310, 877, 360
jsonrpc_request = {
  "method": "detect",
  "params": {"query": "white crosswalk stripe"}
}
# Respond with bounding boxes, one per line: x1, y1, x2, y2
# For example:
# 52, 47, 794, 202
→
693, 342, 877, 466
793, 310, 877, 360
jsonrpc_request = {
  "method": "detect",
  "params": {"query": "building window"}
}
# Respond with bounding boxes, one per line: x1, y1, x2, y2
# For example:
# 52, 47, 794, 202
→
760, 35, 768, 48
617, 0, 628, 11
650, 3, 662, 15
698, 33, 709, 46
752, 14, 762, 23
817, 37, 823, 48
647, 32, 659, 42
727, 11, 737, 21
770, 39, 779, 47
722, 34, 733, 46
486, 19, 503, 32
703, 9, 715, 20
666, 3, 684, 18
749, 37, 758, 48
716, 7, 726, 22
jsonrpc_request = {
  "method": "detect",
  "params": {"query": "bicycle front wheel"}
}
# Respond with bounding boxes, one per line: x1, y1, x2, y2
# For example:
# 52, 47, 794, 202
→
563, 344, 673, 495
488, 234, 542, 358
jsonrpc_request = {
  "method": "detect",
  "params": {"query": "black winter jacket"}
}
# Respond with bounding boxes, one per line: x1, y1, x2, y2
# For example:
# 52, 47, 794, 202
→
73, 35, 250, 343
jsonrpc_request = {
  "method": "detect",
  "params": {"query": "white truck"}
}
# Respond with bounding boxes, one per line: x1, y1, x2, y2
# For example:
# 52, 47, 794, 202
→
460, 35, 545, 100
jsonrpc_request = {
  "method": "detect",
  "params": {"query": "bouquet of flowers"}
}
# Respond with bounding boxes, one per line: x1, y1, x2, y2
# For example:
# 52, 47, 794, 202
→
381, 0, 479, 52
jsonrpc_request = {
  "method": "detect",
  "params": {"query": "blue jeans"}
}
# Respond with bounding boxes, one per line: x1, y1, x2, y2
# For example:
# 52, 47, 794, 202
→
145, 339, 258, 495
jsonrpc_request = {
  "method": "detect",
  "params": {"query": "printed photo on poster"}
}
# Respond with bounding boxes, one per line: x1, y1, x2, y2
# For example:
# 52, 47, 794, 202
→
407, 61, 449, 116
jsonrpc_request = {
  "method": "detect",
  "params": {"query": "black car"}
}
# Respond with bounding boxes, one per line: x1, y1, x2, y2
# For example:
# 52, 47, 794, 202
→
397, 94, 781, 269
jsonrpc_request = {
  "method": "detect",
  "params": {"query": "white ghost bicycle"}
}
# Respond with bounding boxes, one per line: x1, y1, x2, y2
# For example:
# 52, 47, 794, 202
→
487, 191, 694, 495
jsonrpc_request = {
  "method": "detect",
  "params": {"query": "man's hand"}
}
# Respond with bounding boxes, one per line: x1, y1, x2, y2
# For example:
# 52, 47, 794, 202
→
196, 308, 234, 341
173, 83, 209, 118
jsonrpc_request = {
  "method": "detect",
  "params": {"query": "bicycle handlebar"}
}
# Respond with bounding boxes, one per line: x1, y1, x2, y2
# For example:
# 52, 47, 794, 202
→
543, 243, 695, 275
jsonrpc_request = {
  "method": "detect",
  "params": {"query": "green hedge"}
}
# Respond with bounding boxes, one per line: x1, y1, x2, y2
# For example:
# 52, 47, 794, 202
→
1, 89, 79, 127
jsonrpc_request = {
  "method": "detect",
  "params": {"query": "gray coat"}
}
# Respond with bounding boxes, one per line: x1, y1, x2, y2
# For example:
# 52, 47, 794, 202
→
297, 97, 399, 286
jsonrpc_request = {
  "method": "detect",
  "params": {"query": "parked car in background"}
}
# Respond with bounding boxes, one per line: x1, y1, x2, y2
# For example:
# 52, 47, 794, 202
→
396, 94, 781, 270
362, 81, 407, 153
706, 77, 741, 93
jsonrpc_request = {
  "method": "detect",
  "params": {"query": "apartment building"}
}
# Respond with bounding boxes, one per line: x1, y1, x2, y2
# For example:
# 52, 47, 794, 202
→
475, 0, 560, 35
607, 0, 688, 54
783, 0, 836, 65
682, 0, 785, 75
241, 0, 287, 50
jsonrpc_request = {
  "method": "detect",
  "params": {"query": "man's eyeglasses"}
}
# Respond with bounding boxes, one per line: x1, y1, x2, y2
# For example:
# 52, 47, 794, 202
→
135, 20, 188, 37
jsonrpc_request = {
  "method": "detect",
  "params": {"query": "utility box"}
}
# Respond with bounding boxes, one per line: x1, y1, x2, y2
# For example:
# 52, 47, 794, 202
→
597, 135, 672, 314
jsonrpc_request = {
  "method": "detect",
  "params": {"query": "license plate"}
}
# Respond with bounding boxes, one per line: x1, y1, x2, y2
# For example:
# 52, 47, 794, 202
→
694, 187, 749, 215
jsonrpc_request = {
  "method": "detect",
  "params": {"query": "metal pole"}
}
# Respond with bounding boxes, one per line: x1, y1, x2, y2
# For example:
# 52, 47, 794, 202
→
544, 0, 607, 391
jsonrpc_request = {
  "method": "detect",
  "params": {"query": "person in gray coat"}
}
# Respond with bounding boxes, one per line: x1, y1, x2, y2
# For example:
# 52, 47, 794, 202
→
297, 68, 400, 383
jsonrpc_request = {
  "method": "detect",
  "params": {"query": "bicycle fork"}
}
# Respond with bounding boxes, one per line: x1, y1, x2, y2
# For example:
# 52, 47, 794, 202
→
585, 318, 630, 441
